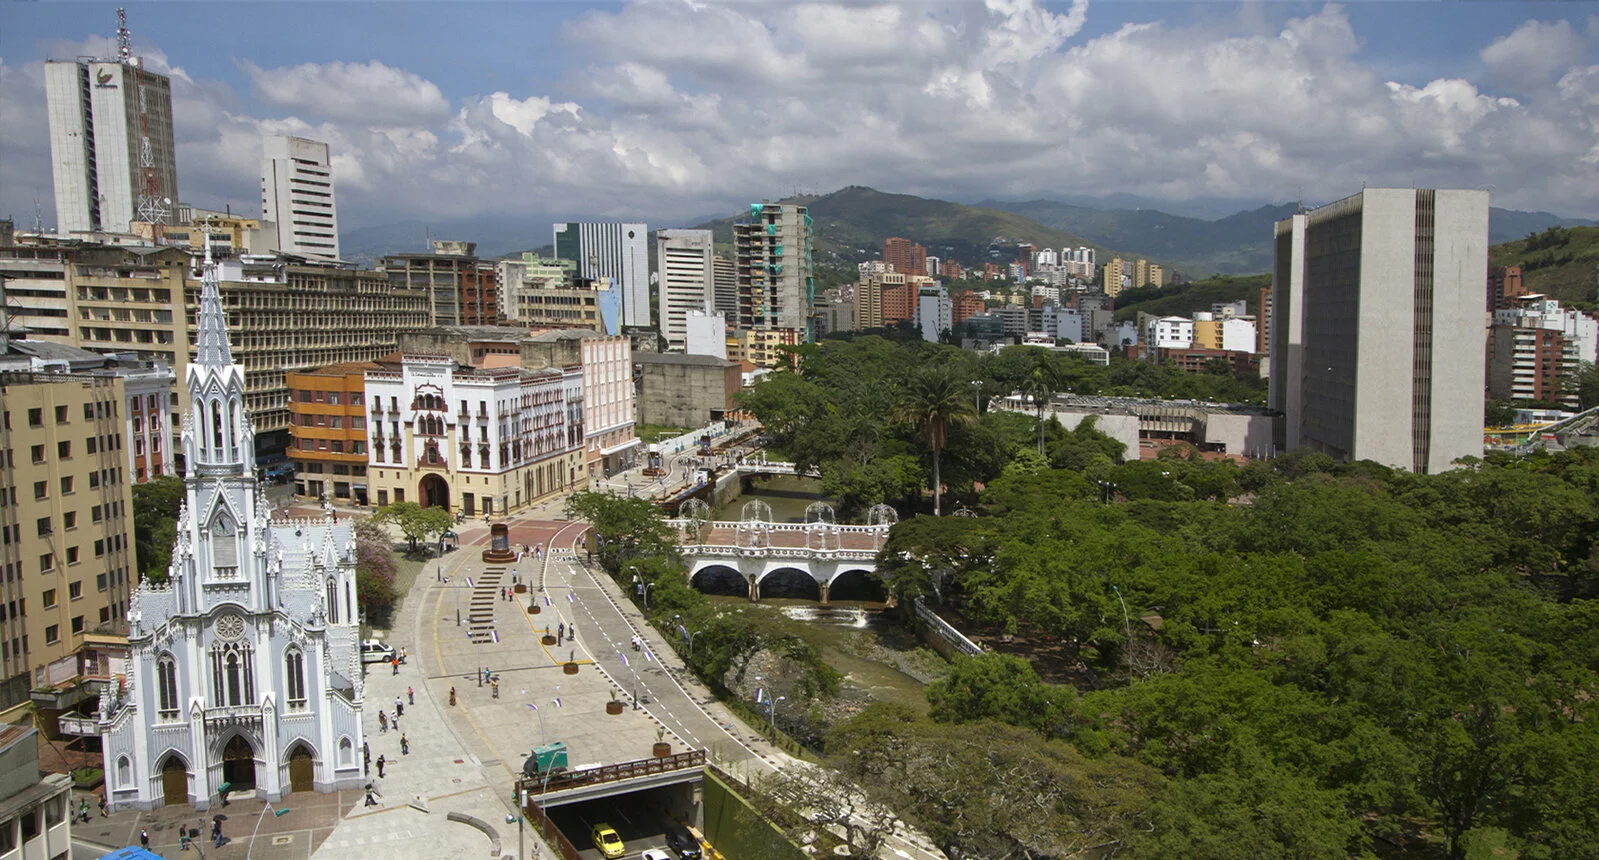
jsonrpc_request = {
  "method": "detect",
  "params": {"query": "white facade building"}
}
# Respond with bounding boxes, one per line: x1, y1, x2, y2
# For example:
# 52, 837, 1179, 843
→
1494, 299, 1599, 365
1271, 188, 1488, 473
98, 244, 365, 812
45, 57, 179, 234
656, 229, 715, 350
685, 309, 728, 360
580, 336, 639, 477
1146, 316, 1194, 349
554, 223, 649, 328
917, 284, 952, 343
261, 136, 340, 261
1220, 318, 1257, 354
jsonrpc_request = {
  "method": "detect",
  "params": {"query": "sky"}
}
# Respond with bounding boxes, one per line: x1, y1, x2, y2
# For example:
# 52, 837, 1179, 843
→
2, 0, 1597, 234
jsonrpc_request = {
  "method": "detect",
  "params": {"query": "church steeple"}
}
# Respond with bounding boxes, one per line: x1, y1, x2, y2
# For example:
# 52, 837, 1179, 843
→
183, 235, 253, 475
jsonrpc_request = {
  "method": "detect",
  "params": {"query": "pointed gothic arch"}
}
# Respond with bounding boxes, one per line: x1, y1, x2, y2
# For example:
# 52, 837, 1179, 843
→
221, 733, 258, 790
324, 577, 339, 625
157, 751, 190, 806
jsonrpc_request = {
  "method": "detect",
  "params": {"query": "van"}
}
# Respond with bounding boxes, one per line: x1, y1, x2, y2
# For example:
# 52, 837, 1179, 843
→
360, 640, 395, 664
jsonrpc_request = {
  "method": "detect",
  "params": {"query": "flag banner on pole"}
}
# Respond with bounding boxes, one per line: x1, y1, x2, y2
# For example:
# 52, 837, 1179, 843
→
466, 577, 475, 589
527, 703, 537, 711
491, 630, 500, 644
678, 625, 688, 641
568, 593, 575, 603
553, 698, 562, 708
544, 595, 552, 606
619, 653, 629, 667
756, 688, 765, 704
644, 649, 654, 663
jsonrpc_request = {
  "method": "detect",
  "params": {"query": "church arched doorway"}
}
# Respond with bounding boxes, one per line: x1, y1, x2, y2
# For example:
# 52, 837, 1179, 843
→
287, 744, 315, 793
161, 755, 188, 806
222, 735, 258, 791
419, 474, 450, 510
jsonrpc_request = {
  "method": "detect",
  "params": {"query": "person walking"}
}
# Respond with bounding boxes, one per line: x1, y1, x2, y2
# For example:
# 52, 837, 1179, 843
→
400, 734, 409, 755
140, 830, 150, 849
363, 748, 370, 775
399, 647, 407, 665
449, 686, 457, 706
98, 796, 107, 818
391, 655, 399, 676
492, 679, 499, 699
364, 786, 379, 807
407, 686, 414, 705
376, 755, 386, 778
378, 711, 388, 733
212, 819, 223, 849
395, 696, 404, 718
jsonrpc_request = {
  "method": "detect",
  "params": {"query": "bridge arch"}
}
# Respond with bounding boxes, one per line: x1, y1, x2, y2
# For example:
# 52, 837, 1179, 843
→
688, 564, 747, 598
757, 567, 822, 601
825, 568, 887, 603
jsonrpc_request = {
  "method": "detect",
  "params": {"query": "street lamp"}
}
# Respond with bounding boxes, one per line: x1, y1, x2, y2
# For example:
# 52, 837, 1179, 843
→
768, 695, 786, 738
1110, 584, 1132, 648
970, 379, 983, 413
244, 803, 291, 858
642, 582, 655, 613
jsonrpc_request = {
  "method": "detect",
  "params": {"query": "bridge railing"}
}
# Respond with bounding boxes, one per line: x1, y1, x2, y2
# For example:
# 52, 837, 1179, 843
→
679, 545, 879, 561
914, 597, 985, 657
519, 749, 707, 797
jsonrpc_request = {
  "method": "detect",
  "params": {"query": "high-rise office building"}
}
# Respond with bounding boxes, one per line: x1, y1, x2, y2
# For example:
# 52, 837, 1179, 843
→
45, 46, 179, 235
712, 256, 738, 322
553, 223, 649, 328
1270, 188, 1488, 473
733, 203, 813, 339
261, 135, 340, 261
883, 237, 927, 277
656, 230, 715, 350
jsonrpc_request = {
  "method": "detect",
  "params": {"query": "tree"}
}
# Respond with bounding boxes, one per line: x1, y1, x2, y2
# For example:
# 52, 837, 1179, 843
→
1017, 352, 1062, 456
563, 490, 679, 574
131, 476, 185, 583
926, 652, 1075, 738
1484, 399, 1518, 428
353, 518, 399, 627
1568, 361, 1599, 411
891, 365, 974, 516
372, 501, 452, 553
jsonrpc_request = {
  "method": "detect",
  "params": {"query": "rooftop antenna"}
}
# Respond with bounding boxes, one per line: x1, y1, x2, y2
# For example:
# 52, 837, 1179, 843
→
33, 198, 43, 234
116, 8, 132, 65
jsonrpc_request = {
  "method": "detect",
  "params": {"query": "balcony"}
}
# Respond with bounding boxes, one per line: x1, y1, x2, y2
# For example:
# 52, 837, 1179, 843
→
204, 703, 263, 729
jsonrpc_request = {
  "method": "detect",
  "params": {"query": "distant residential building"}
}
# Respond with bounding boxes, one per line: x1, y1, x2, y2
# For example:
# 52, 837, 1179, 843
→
499, 255, 604, 330
685, 309, 728, 360
633, 352, 741, 428
554, 222, 649, 328
1054, 342, 1110, 365
1102, 258, 1129, 297
738, 327, 803, 369
952, 292, 985, 326
150, 207, 279, 258
1151, 345, 1260, 376
260, 135, 340, 261
1134, 259, 1164, 289
1144, 315, 1194, 349
1256, 287, 1273, 368
1212, 300, 1248, 319
1487, 266, 1526, 312
45, 54, 179, 234
733, 204, 813, 336
811, 295, 855, 340
1488, 325, 1574, 406
380, 243, 481, 327
942, 259, 965, 281
656, 230, 715, 350
883, 237, 927, 277
917, 283, 951, 343
925, 255, 941, 277
1271, 188, 1487, 472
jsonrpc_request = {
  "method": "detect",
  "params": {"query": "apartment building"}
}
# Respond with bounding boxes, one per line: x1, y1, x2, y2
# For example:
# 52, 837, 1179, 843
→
952, 292, 985, 327
381, 242, 483, 327
1102, 258, 1129, 297
733, 203, 813, 339
1488, 325, 1574, 406
1487, 266, 1526, 312
286, 362, 374, 503
883, 237, 927, 277
1271, 188, 1488, 473
853, 271, 907, 331
0, 364, 137, 712
553, 223, 650, 328
364, 355, 583, 516
0, 726, 73, 860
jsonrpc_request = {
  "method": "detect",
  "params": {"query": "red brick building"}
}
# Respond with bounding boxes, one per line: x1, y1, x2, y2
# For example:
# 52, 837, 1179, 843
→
1487, 266, 1526, 312
461, 263, 501, 325
883, 237, 928, 277
952, 291, 985, 326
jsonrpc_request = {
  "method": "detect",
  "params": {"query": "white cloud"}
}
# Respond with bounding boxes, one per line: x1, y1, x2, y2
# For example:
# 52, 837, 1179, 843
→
4, 2, 1598, 236
1481, 19, 1587, 95
243, 60, 451, 125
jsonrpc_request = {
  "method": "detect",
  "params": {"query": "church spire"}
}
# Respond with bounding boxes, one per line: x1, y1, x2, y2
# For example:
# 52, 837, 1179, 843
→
194, 234, 233, 368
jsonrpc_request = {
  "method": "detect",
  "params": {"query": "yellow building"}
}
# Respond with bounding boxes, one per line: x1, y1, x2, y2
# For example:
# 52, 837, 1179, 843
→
286, 362, 377, 504
737, 328, 804, 369
1102, 258, 1128, 297
1192, 314, 1221, 349
0, 367, 136, 721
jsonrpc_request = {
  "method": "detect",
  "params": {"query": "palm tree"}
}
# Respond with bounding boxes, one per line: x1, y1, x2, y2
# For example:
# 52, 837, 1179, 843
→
1018, 356, 1062, 457
892, 366, 974, 516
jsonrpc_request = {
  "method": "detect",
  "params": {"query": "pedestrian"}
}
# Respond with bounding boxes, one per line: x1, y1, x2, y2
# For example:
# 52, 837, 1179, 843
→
364, 787, 379, 807
392, 655, 399, 676
558, 621, 565, 641
395, 696, 404, 717
392, 710, 400, 729
363, 740, 370, 760
98, 796, 107, 817
512, 572, 518, 585
407, 686, 414, 705
140, 830, 150, 849
376, 755, 386, 778
492, 679, 499, 699
449, 686, 457, 706
379, 711, 388, 732
180, 828, 191, 851
78, 799, 89, 823
399, 647, 407, 664
400, 734, 409, 755
211, 819, 222, 848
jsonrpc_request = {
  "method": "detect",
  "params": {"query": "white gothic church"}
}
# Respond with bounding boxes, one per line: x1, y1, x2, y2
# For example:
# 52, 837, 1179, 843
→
97, 243, 366, 810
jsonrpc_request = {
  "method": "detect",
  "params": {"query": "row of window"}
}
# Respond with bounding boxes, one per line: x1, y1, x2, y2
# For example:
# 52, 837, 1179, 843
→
293, 389, 363, 405
296, 413, 366, 429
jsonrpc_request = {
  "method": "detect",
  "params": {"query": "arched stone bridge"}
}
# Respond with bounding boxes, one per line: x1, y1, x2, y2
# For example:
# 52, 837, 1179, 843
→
666, 519, 888, 603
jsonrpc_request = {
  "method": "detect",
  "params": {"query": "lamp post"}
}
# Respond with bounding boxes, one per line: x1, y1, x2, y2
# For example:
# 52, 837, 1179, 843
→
244, 803, 291, 858
642, 582, 655, 614
769, 695, 786, 739
970, 379, 983, 413
1111, 584, 1132, 648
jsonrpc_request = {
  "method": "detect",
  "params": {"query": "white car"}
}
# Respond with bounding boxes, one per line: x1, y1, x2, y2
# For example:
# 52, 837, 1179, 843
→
360, 639, 396, 664
640, 851, 673, 860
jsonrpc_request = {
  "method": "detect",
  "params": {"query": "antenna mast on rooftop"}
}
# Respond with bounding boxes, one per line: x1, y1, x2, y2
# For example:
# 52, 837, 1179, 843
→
116, 8, 132, 64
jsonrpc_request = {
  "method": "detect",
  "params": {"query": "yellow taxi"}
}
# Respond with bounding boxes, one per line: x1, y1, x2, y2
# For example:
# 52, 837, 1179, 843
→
591, 822, 625, 859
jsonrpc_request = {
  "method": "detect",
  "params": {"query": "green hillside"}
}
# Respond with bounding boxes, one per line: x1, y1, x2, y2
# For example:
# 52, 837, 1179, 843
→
695, 186, 1164, 275
1488, 226, 1599, 308
1111, 273, 1272, 322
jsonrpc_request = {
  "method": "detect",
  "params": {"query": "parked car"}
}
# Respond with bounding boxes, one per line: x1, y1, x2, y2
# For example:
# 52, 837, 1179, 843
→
640, 851, 673, 860
360, 640, 395, 664
591, 823, 625, 859
665, 822, 703, 860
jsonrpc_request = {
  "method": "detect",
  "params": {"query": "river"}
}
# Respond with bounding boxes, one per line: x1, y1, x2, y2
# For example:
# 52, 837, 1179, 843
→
711, 474, 836, 523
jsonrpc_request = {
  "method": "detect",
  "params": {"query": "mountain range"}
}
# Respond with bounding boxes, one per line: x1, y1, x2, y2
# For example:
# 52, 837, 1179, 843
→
339, 187, 1593, 280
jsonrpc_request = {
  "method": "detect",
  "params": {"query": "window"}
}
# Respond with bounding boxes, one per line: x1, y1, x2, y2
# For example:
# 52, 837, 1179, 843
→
64, 511, 76, 529
95, 539, 105, 557
40, 553, 53, 572
87, 437, 97, 454
85, 403, 95, 420
58, 440, 71, 458
45, 624, 59, 644
67, 547, 79, 565
100, 607, 110, 624
69, 581, 82, 599
92, 505, 102, 523
36, 517, 51, 536
60, 476, 74, 494
157, 654, 179, 719
377, 489, 388, 506
96, 573, 107, 591
34, 481, 47, 500
56, 405, 69, 424
28, 408, 42, 427
42, 589, 56, 608
31, 444, 44, 463
285, 648, 306, 708
71, 615, 83, 634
